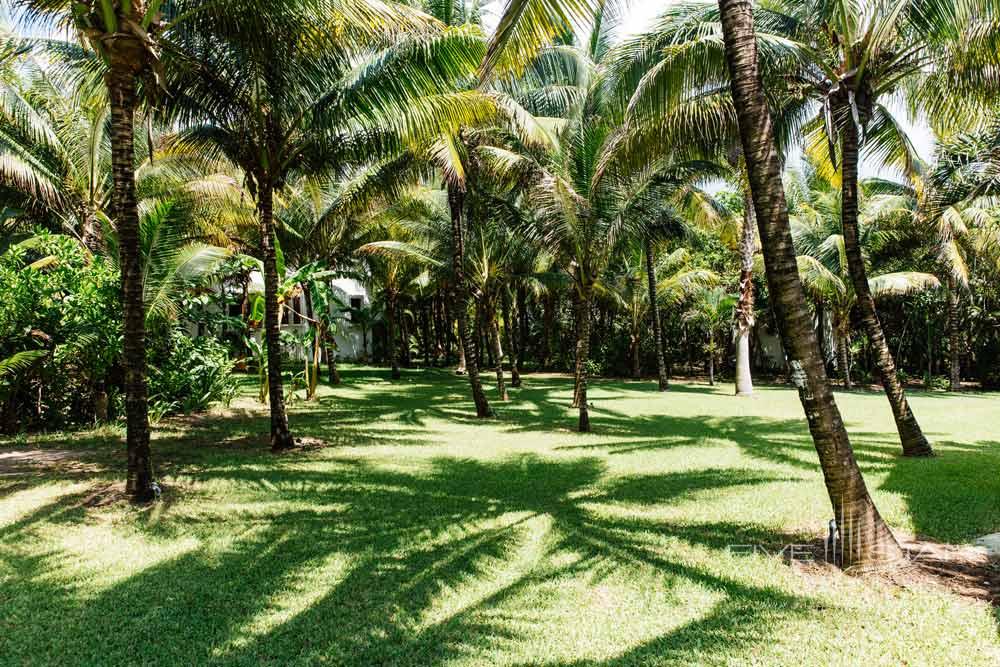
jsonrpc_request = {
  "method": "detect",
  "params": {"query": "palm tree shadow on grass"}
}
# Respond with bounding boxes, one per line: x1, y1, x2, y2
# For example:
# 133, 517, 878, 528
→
1, 452, 825, 665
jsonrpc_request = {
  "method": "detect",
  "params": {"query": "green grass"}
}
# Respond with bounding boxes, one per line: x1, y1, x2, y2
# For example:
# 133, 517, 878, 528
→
2, 368, 999, 666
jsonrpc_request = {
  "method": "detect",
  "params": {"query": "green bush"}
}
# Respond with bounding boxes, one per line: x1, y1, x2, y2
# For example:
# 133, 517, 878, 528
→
148, 331, 239, 416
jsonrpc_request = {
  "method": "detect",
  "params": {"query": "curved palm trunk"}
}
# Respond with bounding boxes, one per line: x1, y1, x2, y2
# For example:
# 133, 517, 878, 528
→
575, 288, 592, 432
643, 238, 670, 391
948, 277, 961, 391
734, 190, 756, 395
386, 292, 400, 380
718, 0, 902, 568
841, 121, 932, 457
448, 185, 492, 417
108, 60, 154, 501
258, 181, 295, 452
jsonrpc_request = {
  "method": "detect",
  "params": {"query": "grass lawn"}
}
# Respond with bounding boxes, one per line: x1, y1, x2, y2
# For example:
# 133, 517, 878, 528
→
2, 368, 999, 666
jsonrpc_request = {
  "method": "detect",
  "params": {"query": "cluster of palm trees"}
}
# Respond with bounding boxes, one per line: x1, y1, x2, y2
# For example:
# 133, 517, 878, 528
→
3, 0, 999, 569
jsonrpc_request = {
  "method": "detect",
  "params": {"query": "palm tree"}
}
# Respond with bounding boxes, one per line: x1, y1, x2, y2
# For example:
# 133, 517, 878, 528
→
684, 287, 736, 386
14, 0, 167, 500
716, 0, 902, 567
162, 1, 494, 448
790, 167, 942, 386
926, 127, 1000, 389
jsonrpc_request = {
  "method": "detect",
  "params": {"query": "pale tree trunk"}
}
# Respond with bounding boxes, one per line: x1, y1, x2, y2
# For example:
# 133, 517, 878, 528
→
948, 276, 961, 391
644, 238, 670, 391
734, 189, 756, 395
575, 288, 592, 432
841, 120, 932, 457
108, 59, 154, 500
258, 180, 295, 452
718, 0, 903, 568
448, 185, 491, 416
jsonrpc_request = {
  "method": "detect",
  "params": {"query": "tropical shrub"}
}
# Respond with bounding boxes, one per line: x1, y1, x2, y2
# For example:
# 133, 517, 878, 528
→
0, 231, 120, 431
148, 330, 239, 416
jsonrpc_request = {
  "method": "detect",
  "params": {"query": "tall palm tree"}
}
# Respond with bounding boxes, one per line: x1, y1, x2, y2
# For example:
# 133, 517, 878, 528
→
716, 0, 902, 567
13, 0, 170, 500
926, 125, 1000, 389
790, 168, 941, 387
162, 1, 495, 448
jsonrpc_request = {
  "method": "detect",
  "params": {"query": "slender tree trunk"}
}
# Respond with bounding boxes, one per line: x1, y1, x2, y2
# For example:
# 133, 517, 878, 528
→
503, 289, 521, 388
631, 334, 641, 379
420, 300, 431, 368
838, 329, 853, 389
326, 345, 340, 385
734, 190, 756, 395
841, 120, 932, 457
386, 292, 400, 380
400, 308, 412, 368
572, 290, 584, 408
575, 288, 592, 432
707, 332, 715, 386
456, 328, 467, 374
643, 238, 670, 391
718, 0, 903, 568
542, 292, 555, 368
108, 61, 154, 499
81, 210, 103, 254
948, 277, 961, 391
448, 185, 491, 416
487, 301, 509, 401
257, 180, 295, 451
517, 285, 528, 375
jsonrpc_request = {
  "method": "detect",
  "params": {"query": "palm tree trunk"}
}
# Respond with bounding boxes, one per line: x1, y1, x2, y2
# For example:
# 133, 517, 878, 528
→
82, 210, 103, 254
707, 333, 715, 386
326, 344, 340, 385
517, 285, 528, 375
257, 180, 295, 452
838, 330, 853, 389
575, 288, 592, 432
841, 120, 932, 457
644, 238, 670, 391
503, 289, 521, 388
572, 290, 583, 408
448, 184, 492, 416
108, 61, 154, 500
488, 302, 509, 401
718, 0, 902, 568
948, 276, 961, 391
630, 334, 641, 379
386, 292, 400, 380
734, 190, 756, 395
542, 292, 555, 368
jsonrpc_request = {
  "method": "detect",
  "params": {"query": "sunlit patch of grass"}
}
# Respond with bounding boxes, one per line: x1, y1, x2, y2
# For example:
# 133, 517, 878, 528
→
1, 367, 998, 665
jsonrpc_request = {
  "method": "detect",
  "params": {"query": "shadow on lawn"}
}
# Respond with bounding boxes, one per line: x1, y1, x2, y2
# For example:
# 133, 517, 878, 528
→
3, 368, 998, 663
1, 451, 819, 665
